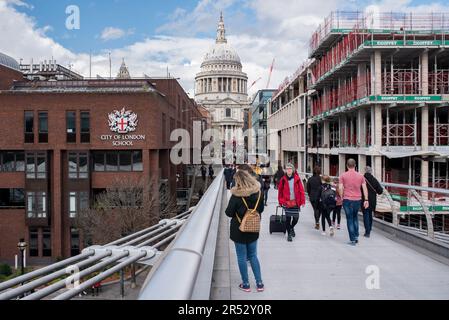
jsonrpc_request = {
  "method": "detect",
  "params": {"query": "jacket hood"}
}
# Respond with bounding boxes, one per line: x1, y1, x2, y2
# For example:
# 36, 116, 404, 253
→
230, 179, 261, 197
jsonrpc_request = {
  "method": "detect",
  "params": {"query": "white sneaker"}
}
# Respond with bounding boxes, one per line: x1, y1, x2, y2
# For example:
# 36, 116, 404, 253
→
321, 232, 326, 236
330, 227, 335, 237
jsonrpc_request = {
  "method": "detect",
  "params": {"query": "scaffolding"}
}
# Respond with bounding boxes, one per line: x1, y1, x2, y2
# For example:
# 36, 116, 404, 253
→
309, 11, 449, 57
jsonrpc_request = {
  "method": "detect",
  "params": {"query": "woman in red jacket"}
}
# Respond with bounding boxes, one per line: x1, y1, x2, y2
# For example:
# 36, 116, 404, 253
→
278, 163, 306, 242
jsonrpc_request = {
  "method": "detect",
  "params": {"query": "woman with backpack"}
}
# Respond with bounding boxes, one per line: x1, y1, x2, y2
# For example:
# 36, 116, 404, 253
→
225, 170, 265, 293
278, 163, 306, 242
320, 176, 336, 236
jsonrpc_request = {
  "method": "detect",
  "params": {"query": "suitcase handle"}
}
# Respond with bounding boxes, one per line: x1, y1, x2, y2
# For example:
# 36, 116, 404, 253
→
276, 206, 285, 217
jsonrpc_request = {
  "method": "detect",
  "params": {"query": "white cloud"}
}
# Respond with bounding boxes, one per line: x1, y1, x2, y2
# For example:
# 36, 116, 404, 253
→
100, 27, 134, 41
1, 0, 448, 98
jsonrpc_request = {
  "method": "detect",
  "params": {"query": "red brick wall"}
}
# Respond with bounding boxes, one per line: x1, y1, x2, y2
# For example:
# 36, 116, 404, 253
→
0, 65, 23, 90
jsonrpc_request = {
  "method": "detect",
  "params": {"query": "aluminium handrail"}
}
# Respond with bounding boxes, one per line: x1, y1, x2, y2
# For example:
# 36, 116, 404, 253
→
138, 170, 225, 300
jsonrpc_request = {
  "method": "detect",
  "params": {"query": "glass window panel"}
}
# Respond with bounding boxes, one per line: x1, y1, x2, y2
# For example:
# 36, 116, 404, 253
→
68, 154, 78, 178
37, 155, 46, 179
27, 192, 35, 218
106, 152, 118, 171
26, 154, 35, 179
66, 112, 76, 133
94, 153, 105, 172
29, 229, 39, 257
79, 154, 88, 178
81, 112, 90, 132
42, 228, 51, 257
15, 152, 25, 172
69, 192, 76, 218
3, 152, 14, 172
25, 112, 34, 133
132, 151, 143, 172
119, 152, 132, 172
38, 112, 48, 133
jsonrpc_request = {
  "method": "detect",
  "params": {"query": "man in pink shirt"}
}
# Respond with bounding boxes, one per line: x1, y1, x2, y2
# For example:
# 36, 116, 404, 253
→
338, 159, 369, 246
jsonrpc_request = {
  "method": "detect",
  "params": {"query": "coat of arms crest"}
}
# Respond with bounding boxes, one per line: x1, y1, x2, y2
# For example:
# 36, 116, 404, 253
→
108, 108, 138, 134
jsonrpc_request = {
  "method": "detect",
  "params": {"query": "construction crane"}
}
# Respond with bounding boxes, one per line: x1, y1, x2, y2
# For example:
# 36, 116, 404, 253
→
248, 77, 262, 91
266, 58, 275, 89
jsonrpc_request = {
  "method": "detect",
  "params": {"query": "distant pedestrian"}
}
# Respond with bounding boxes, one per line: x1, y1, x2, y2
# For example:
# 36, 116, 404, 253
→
307, 166, 322, 230
274, 164, 284, 190
262, 176, 271, 206
332, 177, 343, 230
225, 170, 265, 293
362, 166, 384, 238
339, 159, 369, 246
224, 165, 234, 190
208, 164, 214, 180
319, 176, 336, 237
278, 163, 306, 242
201, 165, 207, 182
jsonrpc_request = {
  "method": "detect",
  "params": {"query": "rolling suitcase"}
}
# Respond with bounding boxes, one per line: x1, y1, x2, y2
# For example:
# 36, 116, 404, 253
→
269, 206, 287, 234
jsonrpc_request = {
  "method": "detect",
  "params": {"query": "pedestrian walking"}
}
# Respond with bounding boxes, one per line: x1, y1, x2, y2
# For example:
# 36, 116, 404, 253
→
319, 176, 336, 236
225, 170, 265, 293
307, 166, 322, 230
224, 165, 234, 190
332, 177, 343, 230
208, 164, 214, 180
262, 176, 271, 206
278, 163, 306, 242
201, 165, 207, 182
338, 159, 369, 246
362, 166, 384, 238
274, 163, 284, 190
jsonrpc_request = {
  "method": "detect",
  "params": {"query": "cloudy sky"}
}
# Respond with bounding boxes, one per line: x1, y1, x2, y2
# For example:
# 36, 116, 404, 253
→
0, 0, 446, 97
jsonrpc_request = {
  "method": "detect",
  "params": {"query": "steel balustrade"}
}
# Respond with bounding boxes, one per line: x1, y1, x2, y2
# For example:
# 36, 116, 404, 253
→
0, 210, 193, 300
138, 169, 225, 300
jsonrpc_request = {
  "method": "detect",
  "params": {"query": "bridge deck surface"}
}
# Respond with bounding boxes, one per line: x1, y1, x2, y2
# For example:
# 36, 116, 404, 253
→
223, 189, 449, 300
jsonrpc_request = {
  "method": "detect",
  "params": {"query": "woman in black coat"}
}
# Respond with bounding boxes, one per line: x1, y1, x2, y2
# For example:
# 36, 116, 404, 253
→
225, 170, 265, 293
362, 166, 384, 238
306, 166, 322, 230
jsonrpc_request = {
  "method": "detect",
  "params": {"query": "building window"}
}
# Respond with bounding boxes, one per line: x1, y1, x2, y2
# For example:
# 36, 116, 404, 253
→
71, 228, 80, 257
226, 108, 231, 118
93, 151, 143, 172
27, 192, 47, 218
80, 112, 90, 143
26, 152, 47, 179
29, 228, 39, 257
0, 151, 25, 172
24, 111, 34, 144
69, 191, 89, 218
38, 112, 48, 143
68, 152, 88, 179
0, 189, 25, 208
42, 228, 51, 257
66, 111, 76, 143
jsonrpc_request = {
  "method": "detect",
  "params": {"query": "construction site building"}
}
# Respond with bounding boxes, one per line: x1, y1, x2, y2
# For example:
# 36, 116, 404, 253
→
304, 11, 449, 189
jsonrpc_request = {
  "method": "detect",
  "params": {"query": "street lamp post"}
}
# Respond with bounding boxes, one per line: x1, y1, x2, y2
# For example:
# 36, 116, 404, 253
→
17, 239, 27, 276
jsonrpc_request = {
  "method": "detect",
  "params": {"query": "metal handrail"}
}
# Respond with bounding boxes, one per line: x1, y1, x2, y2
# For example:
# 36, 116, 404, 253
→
0, 209, 193, 300
138, 170, 225, 300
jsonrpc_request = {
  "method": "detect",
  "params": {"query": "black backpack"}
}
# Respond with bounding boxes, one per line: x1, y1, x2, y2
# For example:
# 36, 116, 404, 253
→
321, 185, 337, 210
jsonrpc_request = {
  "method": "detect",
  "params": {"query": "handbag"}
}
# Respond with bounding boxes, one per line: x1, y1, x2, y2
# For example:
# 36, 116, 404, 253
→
236, 191, 262, 233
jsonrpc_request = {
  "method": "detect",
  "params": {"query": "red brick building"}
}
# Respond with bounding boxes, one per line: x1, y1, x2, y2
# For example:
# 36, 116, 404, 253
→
0, 53, 204, 264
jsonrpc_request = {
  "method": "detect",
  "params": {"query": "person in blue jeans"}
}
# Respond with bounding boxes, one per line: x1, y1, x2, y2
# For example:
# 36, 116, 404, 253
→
225, 170, 265, 292
338, 159, 369, 246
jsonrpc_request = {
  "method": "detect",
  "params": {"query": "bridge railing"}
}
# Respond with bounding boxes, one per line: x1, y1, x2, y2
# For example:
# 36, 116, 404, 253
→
0, 210, 193, 300
297, 172, 449, 243
138, 169, 225, 300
